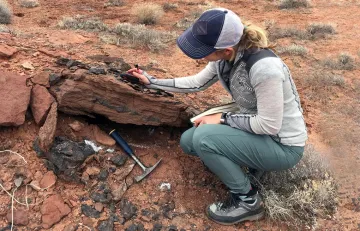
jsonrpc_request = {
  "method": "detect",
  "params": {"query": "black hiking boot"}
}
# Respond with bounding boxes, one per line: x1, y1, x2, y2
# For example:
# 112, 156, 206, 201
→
206, 189, 265, 225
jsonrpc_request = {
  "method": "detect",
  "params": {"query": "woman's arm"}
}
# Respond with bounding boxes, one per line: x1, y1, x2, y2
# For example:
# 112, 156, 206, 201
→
130, 62, 218, 93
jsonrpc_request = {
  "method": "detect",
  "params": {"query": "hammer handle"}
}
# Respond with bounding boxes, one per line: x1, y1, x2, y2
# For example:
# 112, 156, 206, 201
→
109, 130, 146, 170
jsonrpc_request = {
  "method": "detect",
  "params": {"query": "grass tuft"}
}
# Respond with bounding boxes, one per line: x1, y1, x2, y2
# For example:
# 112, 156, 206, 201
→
133, 3, 164, 25
323, 53, 355, 70
277, 44, 308, 56
0, 0, 11, 24
104, 0, 124, 7
58, 15, 109, 32
306, 23, 335, 38
163, 3, 178, 12
175, 3, 213, 30
19, 0, 39, 8
258, 145, 338, 229
279, 0, 310, 9
110, 23, 177, 52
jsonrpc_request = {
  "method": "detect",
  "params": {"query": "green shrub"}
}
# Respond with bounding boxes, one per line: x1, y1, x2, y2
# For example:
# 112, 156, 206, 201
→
258, 145, 338, 229
58, 15, 109, 32
0, 0, 11, 24
279, 0, 310, 9
133, 3, 164, 25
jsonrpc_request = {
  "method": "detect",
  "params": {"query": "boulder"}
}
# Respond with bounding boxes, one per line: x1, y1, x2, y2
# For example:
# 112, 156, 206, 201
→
32, 71, 50, 87
0, 72, 31, 126
30, 85, 55, 125
50, 71, 192, 127
37, 102, 57, 152
41, 194, 71, 229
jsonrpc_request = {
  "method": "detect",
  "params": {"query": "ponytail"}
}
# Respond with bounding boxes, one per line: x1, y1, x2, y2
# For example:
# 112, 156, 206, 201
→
238, 22, 275, 50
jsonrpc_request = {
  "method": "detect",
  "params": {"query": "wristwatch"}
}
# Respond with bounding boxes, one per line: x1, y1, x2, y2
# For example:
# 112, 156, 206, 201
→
220, 112, 227, 124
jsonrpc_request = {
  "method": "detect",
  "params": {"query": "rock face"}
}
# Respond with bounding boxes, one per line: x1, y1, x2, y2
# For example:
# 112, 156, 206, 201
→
41, 194, 71, 229
50, 71, 191, 127
0, 72, 31, 126
37, 102, 58, 152
30, 85, 55, 125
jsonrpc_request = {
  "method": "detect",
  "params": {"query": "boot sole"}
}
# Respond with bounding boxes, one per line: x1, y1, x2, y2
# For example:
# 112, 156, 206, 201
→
205, 208, 265, 226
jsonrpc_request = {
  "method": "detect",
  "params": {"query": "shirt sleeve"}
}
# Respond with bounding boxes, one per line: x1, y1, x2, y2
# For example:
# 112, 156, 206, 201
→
144, 62, 218, 93
225, 58, 285, 135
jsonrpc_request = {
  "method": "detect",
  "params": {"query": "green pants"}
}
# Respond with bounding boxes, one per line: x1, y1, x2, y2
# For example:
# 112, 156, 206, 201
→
180, 124, 304, 194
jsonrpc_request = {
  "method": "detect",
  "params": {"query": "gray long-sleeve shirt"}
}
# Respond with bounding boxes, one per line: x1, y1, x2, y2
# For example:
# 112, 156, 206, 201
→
143, 49, 307, 146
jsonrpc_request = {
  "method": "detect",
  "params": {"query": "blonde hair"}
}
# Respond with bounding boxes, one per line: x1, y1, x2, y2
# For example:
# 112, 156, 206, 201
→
238, 21, 275, 50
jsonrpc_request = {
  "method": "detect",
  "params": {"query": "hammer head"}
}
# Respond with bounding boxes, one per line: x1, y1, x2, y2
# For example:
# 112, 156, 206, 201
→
134, 158, 162, 182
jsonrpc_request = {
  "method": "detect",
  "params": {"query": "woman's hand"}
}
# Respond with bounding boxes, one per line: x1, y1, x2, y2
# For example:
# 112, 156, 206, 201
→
194, 113, 222, 127
127, 68, 151, 85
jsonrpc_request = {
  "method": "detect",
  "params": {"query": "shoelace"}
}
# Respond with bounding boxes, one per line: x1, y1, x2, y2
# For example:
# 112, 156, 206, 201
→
218, 193, 240, 211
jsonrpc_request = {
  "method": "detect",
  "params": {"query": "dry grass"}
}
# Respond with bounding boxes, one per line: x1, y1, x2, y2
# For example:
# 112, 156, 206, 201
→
277, 44, 308, 56
163, 3, 178, 12
19, 0, 39, 8
0, 0, 11, 24
0, 24, 10, 32
306, 23, 336, 38
175, 3, 213, 29
104, 0, 124, 7
58, 15, 109, 32
322, 53, 356, 70
133, 3, 164, 25
108, 23, 177, 52
257, 145, 338, 229
279, 0, 311, 9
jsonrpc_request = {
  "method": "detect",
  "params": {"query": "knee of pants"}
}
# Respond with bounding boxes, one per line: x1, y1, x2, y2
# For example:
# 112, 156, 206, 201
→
192, 125, 216, 155
179, 127, 195, 154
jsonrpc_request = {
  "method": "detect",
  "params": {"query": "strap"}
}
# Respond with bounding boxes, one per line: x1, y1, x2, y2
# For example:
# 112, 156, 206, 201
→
242, 49, 278, 73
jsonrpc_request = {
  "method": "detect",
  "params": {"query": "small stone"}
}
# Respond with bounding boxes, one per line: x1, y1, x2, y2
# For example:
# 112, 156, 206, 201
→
81, 172, 90, 183
6, 209, 29, 226
152, 223, 162, 231
29, 180, 41, 191
126, 223, 144, 231
49, 73, 61, 86
168, 225, 177, 231
0, 155, 9, 164
39, 171, 57, 188
244, 221, 251, 227
0, 44, 17, 58
110, 181, 127, 202
19, 0, 40, 8
89, 67, 106, 75
81, 204, 100, 218
94, 203, 104, 212
33, 71, 50, 87
98, 169, 108, 181
110, 155, 127, 167
119, 199, 137, 221
21, 61, 35, 70
85, 166, 101, 176
64, 223, 79, 231
69, 120, 85, 132
91, 192, 110, 203
41, 194, 71, 229
97, 218, 114, 231
93, 125, 115, 146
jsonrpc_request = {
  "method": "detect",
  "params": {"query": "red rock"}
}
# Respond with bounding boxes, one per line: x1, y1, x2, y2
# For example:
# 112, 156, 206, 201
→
39, 171, 57, 189
32, 71, 50, 87
68, 120, 84, 132
0, 72, 31, 126
6, 209, 29, 226
0, 44, 17, 58
38, 48, 68, 58
85, 166, 100, 176
93, 125, 115, 146
49, 73, 191, 127
41, 194, 71, 229
31, 85, 55, 125
94, 203, 103, 212
38, 102, 58, 152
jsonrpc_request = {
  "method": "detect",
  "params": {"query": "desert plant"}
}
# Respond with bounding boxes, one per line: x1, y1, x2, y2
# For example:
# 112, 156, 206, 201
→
323, 53, 355, 70
133, 3, 164, 25
0, 0, 11, 24
104, 0, 124, 7
175, 3, 213, 29
257, 145, 338, 229
268, 26, 308, 40
0, 24, 10, 32
306, 23, 335, 38
109, 23, 177, 51
277, 44, 308, 56
19, 0, 39, 8
279, 0, 310, 9
58, 15, 109, 32
163, 3, 178, 12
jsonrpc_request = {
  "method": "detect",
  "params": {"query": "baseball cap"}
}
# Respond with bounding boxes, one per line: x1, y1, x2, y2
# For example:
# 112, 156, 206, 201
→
176, 8, 244, 59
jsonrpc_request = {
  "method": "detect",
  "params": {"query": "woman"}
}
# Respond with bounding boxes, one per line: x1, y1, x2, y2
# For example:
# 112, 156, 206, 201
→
128, 8, 307, 225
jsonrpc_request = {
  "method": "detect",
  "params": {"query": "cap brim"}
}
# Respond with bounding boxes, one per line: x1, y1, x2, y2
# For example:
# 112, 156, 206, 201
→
176, 26, 216, 59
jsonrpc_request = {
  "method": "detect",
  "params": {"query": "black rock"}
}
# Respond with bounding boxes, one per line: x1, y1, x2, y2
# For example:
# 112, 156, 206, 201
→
125, 223, 144, 231
141, 209, 151, 216
89, 67, 107, 75
97, 218, 114, 231
119, 199, 137, 221
36, 137, 95, 182
151, 213, 160, 221
81, 204, 100, 218
56, 57, 70, 66
98, 169, 109, 181
110, 155, 127, 167
109, 167, 116, 173
91, 192, 111, 203
66, 60, 86, 68
152, 223, 162, 231
109, 202, 116, 213
49, 73, 62, 86
167, 225, 178, 231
